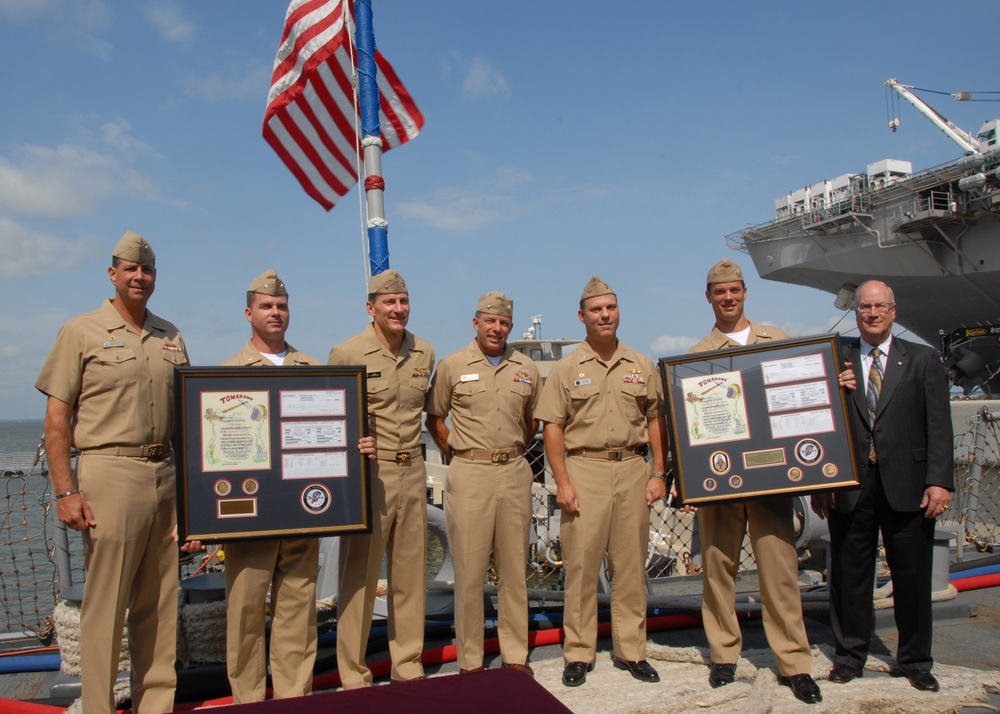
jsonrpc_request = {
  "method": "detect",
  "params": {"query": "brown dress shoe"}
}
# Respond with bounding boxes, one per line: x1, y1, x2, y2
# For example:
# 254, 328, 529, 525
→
503, 662, 534, 677
459, 666, 484, 674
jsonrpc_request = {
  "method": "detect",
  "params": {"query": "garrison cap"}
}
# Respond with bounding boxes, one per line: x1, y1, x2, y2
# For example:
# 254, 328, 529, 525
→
112, 231, 155, 263
580, 275, 615, 302
368, 269, 407, 295
247, 269, 287, 296
706, 259, 744, 284
477, 291, 513, 317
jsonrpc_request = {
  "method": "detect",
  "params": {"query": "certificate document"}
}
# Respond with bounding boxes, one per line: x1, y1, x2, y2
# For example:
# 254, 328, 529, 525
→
201, 390, 271, 472
280, 420, 347, 449
681, 370, 751, 446
280, 389, 346, 417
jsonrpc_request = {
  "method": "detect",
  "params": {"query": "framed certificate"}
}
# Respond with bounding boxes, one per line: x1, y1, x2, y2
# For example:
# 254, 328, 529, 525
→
173, 365, 371, 541
660, 335, 860, 505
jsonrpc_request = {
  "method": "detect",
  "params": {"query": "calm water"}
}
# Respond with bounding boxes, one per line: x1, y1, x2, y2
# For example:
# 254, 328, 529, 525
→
0, 420, 45, 458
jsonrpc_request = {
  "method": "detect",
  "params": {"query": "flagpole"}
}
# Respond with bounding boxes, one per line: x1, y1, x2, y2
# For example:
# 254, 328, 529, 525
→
353, 0, 390, 278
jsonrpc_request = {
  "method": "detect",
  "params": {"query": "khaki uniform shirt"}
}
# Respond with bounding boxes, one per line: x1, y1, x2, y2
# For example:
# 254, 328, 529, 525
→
535, 341, 661, 451
35, 299, 189, 449
327, 324, 434, 451
222, 341, 320, 368
425, 341, 541, 452
689, 320, 788, 353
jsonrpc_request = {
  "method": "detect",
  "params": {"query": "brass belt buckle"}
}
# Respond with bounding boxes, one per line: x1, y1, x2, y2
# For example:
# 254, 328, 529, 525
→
395, 451, 411, 463
491, 449, 509, 464
146, 444, 165, 460
608, 449, 623, 461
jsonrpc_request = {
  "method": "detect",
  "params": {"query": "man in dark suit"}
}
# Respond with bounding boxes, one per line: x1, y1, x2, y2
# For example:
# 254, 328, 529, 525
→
812, 280, 954, 692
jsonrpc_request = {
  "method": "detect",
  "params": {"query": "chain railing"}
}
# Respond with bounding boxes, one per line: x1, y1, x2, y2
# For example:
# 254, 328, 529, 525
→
2, 406, 998, 638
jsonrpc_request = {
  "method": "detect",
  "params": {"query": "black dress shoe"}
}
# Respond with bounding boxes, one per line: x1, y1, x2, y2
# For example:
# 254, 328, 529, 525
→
901, 668, 940, 692
562, 660, 594, 687
828, 662, 863, 684
708, 663, 737, 688
611, 656, 660, 683
779, 673, 822, 704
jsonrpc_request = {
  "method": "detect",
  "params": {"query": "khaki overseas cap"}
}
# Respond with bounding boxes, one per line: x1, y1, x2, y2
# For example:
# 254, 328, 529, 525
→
707, 258, 744, 284
580, 275, 615, 302
477, 291, 513, 317
368, 269, 407, 295
248, 269, 287, 296
113, 231, 155, 263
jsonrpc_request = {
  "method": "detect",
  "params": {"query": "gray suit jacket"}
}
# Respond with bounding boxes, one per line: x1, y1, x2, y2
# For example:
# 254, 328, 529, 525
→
837, 335, 954, 513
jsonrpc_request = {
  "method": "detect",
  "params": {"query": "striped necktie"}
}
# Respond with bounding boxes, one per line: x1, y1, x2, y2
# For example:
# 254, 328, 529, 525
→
866, 347, 883, 461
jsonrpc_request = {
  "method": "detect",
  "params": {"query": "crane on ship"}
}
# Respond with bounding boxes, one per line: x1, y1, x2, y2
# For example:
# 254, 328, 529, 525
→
885, 78, 998, 156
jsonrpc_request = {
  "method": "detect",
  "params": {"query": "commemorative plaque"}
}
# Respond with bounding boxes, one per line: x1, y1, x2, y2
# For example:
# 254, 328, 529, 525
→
660, 335, 859, 505
174, 365, 371, 542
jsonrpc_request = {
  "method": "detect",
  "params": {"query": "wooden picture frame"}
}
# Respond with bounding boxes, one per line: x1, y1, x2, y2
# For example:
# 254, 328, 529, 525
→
173, 365, 371, 541
660, 335, 860, 505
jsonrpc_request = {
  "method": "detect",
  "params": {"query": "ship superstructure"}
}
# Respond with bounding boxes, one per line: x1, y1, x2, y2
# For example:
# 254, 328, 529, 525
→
729, 79, 1000, 392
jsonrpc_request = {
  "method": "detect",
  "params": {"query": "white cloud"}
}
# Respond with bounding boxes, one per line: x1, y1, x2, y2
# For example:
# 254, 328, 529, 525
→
3, 0, 114, 58
0, 217, 99, 278
397, 193, 512, 232
650, 334, 698, 355
144, 1, 196, 43
463, 57, 510, 99
0, 139, 153, 219
183, 60, 272, 102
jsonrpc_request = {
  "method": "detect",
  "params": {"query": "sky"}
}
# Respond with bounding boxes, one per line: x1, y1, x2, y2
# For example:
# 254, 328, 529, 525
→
1, 0, 997, 419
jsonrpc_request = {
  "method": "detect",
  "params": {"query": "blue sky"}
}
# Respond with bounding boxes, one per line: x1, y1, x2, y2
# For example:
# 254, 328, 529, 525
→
2, 0, 996, 419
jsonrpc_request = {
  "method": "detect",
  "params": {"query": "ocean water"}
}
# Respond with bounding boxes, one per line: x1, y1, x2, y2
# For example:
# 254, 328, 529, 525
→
0, 420, 45, 458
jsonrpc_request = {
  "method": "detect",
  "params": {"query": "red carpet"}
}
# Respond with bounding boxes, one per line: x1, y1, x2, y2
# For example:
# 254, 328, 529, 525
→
201, 669, 572, 713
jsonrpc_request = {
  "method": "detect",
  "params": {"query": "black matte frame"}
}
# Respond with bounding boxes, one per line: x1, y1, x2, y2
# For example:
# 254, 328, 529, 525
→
174, 365, 371, 541
660, 334, 860, 505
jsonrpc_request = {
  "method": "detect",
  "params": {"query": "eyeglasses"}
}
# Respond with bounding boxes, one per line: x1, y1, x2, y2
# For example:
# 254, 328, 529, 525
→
855, 302, 894, 315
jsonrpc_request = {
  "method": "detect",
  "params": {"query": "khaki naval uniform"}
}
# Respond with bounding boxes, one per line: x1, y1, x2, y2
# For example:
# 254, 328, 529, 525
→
36, 299, 188, 714
690, 321, 812, 676
425, 341, 541, 670
222, 342, 320, 703
535, 341, 661, 663
328, 324, 434, 687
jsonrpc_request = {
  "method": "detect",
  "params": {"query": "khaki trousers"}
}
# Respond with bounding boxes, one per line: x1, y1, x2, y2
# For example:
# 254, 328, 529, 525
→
224, 537, 319, 703
561, 455, 651, 663
78, 454, 178, 714
336, 456, 427, 688
445, 456, 533, 670
698, 497, 812, 675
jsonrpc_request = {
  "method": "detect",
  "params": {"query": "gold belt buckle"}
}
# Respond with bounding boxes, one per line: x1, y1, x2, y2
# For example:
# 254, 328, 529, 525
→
395, 451, 411, 463
491, 449, 510, 464
146, 444, 165, 460
608, 449, 623, 461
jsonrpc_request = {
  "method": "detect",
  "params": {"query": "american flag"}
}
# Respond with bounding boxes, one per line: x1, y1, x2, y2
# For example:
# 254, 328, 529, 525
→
263, 0, 424, 210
